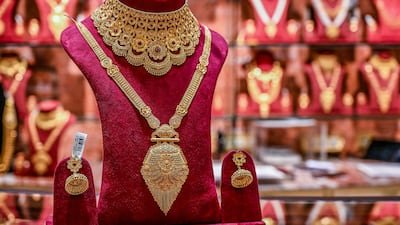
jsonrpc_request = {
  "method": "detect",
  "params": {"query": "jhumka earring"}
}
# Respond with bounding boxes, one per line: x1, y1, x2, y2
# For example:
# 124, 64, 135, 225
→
231, 151, 253, 189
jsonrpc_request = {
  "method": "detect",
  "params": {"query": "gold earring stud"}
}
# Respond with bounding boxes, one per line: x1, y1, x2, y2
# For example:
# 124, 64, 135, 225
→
231, 151, 253, 189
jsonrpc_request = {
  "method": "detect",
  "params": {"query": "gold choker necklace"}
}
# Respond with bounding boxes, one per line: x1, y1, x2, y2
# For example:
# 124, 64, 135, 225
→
92, 0, 201, 76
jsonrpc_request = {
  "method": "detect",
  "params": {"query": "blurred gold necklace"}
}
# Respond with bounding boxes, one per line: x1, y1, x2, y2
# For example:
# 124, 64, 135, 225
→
92, 0, 200, 76
247, 62, 283, 117
312, 60, 341, 113
369, 54, 399, 80
0, 0, 12, 36
29, 110, 70, 175
46, 0, 69, 40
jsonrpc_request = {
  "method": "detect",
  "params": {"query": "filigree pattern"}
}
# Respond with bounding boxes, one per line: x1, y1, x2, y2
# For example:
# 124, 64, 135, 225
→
92, 0, 200, 76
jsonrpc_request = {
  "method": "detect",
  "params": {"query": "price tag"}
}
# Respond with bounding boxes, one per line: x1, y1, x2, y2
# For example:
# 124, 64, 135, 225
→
72, 132, 88, 159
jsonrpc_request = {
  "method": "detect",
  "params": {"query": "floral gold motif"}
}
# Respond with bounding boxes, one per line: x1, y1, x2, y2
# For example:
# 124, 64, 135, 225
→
231, 151, 253, 189
65, 158, 89, 195
76, 21, 211, 215
92, 0, 200, 76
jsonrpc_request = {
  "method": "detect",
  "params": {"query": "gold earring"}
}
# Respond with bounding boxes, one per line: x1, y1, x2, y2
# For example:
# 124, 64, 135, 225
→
231, 151, 253, 189
64, 157, 89, 196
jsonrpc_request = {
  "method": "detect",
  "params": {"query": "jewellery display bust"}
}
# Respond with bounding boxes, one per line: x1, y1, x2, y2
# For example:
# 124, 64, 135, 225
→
299, 52, 353, 116
0, 0, 18, 42
57, 0, 262, 224
357, 51, 400, 115
304, 0, 361, 43
366, 0, 400, 43
238, 0, 300, 44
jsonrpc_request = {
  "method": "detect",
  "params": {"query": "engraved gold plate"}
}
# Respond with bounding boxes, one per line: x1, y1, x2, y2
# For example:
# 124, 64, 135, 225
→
326, 25, 340, 39
320, 88, 336, 113
231, 151, 253, 189
65, 158, 89, 195
141, 126, 189, 215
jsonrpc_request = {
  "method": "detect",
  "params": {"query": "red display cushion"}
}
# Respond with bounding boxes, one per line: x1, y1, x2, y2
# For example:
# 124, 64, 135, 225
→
367, 0, 400, 43
53, 158, 98, 225
60, 17, 230, 224
298, 63, 353, 116
240, 0, 300, 44
221, 151, 262, 223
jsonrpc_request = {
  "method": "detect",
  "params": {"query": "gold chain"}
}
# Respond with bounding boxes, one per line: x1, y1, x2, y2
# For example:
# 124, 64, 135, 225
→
92, 0, 200, 76
364, 63, 399, 113
369, 54, 399, 80
76, 21, 211, 214
35, 107, 71, 130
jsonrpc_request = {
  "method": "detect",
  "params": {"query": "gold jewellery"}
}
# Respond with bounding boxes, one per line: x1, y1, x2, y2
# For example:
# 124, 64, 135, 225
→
0, 57, 27, 173
231, 151, 253, 189
92, 0, 200, 76
76, 21, 211, 214
65, 157, 89, 195
35, 106, 70, 130
312, 58, 341, 113
247, 62, 283, 117
29, 109, 71, 176
364, 58, 399, 113
0, 0, 12, 36
46, 0, 70, 40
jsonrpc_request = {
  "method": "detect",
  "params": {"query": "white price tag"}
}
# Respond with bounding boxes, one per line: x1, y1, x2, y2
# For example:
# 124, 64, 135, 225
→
72, 132, 88, 159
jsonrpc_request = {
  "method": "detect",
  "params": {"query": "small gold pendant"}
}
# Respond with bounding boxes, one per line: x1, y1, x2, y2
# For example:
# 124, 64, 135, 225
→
231, 151, 253, 189
65, 158, 89, 195
0, 20, 5, 36
141, 125, 189, 215
32, 151, 52, 175
263, 218, 277, 225
377, 91, 391, 113
264, 22, 278, 38
48, 10, 68, 40
320, 88, 336, 113
326, 25, 340, 39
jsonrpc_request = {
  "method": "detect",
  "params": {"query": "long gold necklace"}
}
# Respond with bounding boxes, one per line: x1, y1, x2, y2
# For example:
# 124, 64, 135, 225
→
29, 109, 71, 175
247, 62, 283, 117
46, 0, 69, 40
0, 58, 27, 173
92, 0, 200, 76
312, 61, 341, 113
0, 0, 12, 36
76, 22, 211, 215
364, 63, 399, 113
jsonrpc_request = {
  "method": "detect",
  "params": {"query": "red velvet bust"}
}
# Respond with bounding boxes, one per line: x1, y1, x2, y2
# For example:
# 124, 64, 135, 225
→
0, 0, 19, 43
239, 51, 292, 118
299, 53, 353, 116
239, 0, 300, 44
26, 100, 76, 177
304, 0, 361, 43
55, 0, 263, 224
366, 0, 400, 43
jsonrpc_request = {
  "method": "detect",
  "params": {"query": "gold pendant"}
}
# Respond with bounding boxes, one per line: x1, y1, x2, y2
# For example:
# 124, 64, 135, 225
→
259, 101, 271, 118
32, 151, 52, 175
141, 125, 189, 215
48, 8, 68, 40
265, 22, 278, 38
313, 217, 339, 225
326, 25, 340, 39
320, 88, 336, 113
377, 91, 391, 113
231, 151, 253, 189
65, 158, 89, 195
0, 20, 5, 36
374, 217, 398, 225
263, 218, 277, 225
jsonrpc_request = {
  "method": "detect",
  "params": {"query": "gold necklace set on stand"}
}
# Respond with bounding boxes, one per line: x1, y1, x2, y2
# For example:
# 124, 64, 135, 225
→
247, 62, 283, 117
364, 55, 399, 113
0, 57, 27, 173
77, 0, 213, 214
29, 107, 71, 176
46, 0, 69, 40
312, 56, 342, 113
